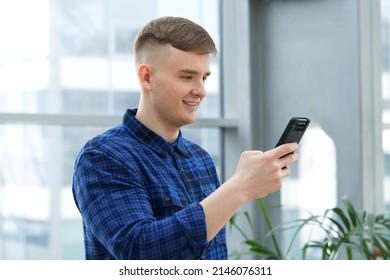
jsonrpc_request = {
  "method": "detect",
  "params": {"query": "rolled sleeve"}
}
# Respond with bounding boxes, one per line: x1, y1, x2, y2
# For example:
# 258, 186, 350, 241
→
174, 203, 208, 253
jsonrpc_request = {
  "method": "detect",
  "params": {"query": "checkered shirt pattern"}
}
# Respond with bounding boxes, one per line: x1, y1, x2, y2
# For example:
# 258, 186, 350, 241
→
72, 109, 227, 259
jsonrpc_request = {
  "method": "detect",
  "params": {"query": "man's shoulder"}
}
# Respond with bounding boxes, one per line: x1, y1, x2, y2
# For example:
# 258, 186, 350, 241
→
79, 124, 140, 159
87, 124, 130, 146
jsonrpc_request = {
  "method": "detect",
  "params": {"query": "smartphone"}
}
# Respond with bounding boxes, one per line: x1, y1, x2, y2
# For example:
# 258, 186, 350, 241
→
275, 117, 310, 148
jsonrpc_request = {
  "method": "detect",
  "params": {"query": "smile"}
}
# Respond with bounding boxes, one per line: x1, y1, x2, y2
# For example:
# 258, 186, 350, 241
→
183, 101, 198, 107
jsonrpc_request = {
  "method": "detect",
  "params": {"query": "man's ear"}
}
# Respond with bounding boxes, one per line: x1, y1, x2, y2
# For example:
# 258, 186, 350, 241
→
137, 64, 153, 92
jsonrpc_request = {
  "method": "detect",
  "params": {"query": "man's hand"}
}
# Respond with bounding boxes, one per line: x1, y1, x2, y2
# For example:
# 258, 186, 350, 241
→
231, 142, 299, 201
200, 142, 299, 241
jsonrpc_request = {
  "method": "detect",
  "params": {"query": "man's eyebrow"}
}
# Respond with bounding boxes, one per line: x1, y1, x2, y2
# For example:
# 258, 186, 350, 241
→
180, 69, 211, 76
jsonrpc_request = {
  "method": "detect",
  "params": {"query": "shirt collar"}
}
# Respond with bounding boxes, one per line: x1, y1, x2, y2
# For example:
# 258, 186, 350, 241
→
122, 109, 192, 158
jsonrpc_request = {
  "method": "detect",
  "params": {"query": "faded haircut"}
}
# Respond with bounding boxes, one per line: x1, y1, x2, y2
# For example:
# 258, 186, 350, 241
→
133, 16, 217, 66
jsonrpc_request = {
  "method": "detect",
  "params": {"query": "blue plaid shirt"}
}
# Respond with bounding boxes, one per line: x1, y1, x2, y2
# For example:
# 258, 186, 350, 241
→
72, 109, 227, 259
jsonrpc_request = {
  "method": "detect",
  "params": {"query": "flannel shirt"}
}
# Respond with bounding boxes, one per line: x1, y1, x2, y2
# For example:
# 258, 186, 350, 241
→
72, 108, 227, 259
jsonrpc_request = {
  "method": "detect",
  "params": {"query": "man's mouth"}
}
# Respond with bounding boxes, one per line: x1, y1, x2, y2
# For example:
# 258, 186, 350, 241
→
183, 101, 198, 107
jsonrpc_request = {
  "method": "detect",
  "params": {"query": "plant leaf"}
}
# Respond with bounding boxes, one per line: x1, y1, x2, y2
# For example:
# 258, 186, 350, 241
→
330, 207, 351, 231
244, 240, 282, 260
342, 196, 359, 228
257, 199, 282, 258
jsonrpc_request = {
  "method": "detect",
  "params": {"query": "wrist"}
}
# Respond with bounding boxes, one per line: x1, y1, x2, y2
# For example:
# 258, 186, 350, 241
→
220, 176, 249, 206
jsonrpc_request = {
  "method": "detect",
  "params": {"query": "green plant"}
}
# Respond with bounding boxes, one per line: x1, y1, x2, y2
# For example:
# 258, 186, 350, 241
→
229, 196, 390, 260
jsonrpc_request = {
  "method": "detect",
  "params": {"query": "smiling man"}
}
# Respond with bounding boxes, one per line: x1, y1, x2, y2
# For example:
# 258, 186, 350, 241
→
72, 16, 299, 260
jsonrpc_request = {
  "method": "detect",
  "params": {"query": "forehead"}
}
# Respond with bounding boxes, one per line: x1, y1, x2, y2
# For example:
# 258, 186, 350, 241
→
158, 45, 211, 74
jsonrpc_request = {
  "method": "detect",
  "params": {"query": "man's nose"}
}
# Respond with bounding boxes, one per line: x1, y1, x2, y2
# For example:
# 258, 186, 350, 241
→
191, 81, 206, 98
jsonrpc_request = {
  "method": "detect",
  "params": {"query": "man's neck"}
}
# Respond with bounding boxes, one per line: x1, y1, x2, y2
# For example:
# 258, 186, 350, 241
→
135, 108, 179, 143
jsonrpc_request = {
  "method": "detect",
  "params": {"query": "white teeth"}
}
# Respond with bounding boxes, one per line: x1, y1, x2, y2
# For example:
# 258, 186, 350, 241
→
184, 101, 197, 106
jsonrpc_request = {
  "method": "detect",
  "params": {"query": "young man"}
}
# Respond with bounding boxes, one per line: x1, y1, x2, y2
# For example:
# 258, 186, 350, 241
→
72, 16, 298, 260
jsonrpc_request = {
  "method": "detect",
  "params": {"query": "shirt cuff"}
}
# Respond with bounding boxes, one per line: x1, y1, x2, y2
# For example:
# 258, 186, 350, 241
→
174, 202, 208, 251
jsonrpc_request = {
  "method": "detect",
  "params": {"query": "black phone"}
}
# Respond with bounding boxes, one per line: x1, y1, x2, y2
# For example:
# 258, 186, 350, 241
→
275, 117, 310, 148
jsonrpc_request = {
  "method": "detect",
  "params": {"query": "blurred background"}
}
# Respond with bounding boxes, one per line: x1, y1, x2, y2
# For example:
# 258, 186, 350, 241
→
0, 0, 389, 259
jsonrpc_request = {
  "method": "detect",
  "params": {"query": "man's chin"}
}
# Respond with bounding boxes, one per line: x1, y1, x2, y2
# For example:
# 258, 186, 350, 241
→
180, 116, 197, 127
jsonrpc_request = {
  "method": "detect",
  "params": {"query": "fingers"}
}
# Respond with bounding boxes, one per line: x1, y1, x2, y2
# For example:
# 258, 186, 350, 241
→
272, 142, 299, 158
279, 151, 299, 170
233, 145, 299, 202
263, 143, 299, 170
240, 144, 299, 170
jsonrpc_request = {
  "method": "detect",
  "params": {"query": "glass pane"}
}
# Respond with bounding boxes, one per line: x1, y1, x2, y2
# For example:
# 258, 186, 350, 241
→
114, 25, 139, 55
0, 0, 221, 117
0, 0, 50, 114
58, 0, 107, 56
281, 124, 337, 259
62, 90, 108, 115
0, 0, 222, 260
383, 1, 390, 123
382, 0, 390, 211
0, 124, 51, 259
384, 129, 390, 211
113, 91, 140, 114
0, 124, 111, 259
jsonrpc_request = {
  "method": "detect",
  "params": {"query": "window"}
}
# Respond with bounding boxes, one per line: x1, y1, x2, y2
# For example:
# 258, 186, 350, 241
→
382, 0, 390, 212
0, 0, 222, 259
58, 0, 108, 56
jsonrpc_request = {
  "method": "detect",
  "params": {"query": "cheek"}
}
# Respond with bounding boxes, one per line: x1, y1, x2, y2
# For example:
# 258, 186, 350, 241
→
151, 76, 189, 104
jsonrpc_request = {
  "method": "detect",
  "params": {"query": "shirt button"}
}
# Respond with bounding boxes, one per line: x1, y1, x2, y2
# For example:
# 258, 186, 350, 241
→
165, 197, 171, 202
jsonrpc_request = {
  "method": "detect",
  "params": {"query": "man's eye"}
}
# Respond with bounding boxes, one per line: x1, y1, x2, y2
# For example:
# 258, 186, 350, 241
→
182, 75, 192, 80
202, 77, 208, 82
